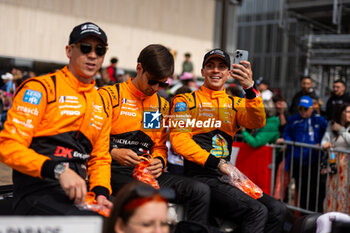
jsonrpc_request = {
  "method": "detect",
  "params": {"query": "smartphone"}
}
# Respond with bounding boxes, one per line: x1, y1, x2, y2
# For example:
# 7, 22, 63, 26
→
234, 49, 249, 64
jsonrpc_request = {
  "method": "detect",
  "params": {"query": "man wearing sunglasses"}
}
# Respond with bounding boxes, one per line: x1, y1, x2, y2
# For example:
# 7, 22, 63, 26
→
98, 44, 211, 226
278, 95, 327, 211
0, 22, 112, 215
170, 49, 287, 233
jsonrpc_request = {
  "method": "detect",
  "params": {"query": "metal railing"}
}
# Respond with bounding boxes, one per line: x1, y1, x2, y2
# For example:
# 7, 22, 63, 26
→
270, 141, 350, 214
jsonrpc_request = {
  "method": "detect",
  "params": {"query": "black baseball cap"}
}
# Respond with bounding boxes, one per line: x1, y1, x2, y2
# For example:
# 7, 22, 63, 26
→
202, 49, 230, 68
69, 22, 108, 45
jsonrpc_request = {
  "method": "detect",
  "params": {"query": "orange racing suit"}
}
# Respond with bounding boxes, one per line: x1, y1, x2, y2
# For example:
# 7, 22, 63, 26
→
98, 78, 168, 168
170, 85, 266, 177
0, 66, 112, 206
99, 79, 213, 224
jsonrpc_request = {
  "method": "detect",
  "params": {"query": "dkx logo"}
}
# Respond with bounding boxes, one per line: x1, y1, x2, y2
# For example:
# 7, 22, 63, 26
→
143, 110, 161, 129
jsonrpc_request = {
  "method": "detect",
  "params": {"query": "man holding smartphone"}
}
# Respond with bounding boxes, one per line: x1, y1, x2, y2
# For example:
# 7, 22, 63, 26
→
170, 49, 287, 233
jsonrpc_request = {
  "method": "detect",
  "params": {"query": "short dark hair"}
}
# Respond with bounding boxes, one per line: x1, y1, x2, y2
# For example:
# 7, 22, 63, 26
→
333, 103, 350, 127
185, 52, 191, 57
259, 80, 269, 86
137, 44, 174, 80
110, 57, 118, 64
334, 79, 346, 88
300, 76, 312, 82
272, 93, 286, 103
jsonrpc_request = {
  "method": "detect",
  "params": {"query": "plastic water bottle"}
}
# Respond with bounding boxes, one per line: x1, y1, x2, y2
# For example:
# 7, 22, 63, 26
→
329, 152, 337, 174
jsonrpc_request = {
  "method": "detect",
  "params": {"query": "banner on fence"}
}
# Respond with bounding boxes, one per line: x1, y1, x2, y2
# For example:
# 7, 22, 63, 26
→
231, 142, 273, 195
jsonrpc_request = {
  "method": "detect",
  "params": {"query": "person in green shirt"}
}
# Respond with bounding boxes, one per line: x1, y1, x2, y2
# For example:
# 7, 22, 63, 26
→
241, 99, 280, 147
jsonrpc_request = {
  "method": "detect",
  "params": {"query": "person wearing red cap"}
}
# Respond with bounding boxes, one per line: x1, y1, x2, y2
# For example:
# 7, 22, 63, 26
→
170, 48, 287, 233
0, 22, 112, 215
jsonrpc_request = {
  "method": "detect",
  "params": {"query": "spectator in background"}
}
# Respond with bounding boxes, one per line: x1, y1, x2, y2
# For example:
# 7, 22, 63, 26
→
181, 52, 194, 75
19, 69, 36, 84
179, 72, 194, 87
169, 72, 197, 95
0, 90, 13, 124
272, 94, 289, 135
116, 69, 125, 83
1, 73, 15, 93
94, 69, 104, 88
101, 68, 111, 86
20, 69, 30, 81
272, 94, 289, 201
289, 76, 318, 115
257, 79, 273, 102
11, 67, 23, 81
278, 95, 327, 211
107, 57, 119, 83
321, 103, 350, 214
103, 181, 174, 233
312, 97, 322, 115
326, 79, 350, 120
241, 100, 279, 148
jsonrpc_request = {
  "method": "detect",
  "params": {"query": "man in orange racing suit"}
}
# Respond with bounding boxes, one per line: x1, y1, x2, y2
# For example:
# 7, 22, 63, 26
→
98, 44, 211, 226
170, 49, 287, 233
0, 22, 112, 215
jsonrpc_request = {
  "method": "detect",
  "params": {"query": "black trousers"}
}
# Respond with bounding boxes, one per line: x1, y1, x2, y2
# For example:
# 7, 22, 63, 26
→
111, 169, 210, 225
193, 176, 287, 233
14, 186, 98, 216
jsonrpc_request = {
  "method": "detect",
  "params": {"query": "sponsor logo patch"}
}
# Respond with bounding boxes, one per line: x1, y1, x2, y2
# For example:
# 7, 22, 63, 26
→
174, 102, 187, 112
59, 96, 79, 103
23, 89, 42, 105
17, 105, 39, 116
120, 111, 137, 117
60, 110, 81, 116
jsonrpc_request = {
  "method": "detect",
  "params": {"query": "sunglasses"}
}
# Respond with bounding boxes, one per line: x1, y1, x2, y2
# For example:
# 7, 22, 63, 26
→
147, 79, 169, 88
298, 106, 310, 111
73, 42, 108, 56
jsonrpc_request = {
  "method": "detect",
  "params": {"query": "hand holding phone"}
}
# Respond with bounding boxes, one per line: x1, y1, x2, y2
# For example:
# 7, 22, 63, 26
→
231, 49, 253, 89
234, 50, 249, 65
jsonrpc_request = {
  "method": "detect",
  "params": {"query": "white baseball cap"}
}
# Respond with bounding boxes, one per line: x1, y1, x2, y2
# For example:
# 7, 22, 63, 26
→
1, 73, 13, 80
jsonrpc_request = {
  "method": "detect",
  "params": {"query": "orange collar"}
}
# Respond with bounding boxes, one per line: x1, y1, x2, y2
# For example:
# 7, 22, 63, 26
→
126, 78, 150, 100
60, 66, 96, 93
200, 85, 227, 99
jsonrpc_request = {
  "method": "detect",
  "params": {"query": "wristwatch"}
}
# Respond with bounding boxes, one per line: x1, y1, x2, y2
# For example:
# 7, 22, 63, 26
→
54, 163, 66, 180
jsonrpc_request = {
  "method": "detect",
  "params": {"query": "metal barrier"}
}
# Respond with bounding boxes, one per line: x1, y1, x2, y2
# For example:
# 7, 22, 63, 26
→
233, 133, 350, 214
269, 141, 350, 214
